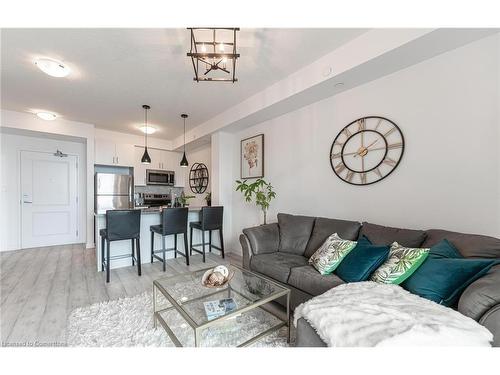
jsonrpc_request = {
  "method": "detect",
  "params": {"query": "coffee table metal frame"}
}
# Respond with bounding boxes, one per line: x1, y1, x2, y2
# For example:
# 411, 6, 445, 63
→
152, 264, 291, 347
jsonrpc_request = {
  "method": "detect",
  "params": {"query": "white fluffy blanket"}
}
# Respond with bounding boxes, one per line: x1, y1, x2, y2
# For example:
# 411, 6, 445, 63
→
294, 282, 493, 347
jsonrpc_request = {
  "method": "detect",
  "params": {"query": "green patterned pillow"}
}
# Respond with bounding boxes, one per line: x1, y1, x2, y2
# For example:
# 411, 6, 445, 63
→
370, 242, 429, 284
308, 233, 357, 275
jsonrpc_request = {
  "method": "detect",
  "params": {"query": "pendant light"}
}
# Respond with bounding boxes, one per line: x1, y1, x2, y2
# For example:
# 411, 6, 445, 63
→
180, 113, 189, 167
141, 105, 152, 164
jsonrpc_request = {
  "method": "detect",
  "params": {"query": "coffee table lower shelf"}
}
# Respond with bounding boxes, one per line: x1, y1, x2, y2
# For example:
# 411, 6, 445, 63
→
154, 305, 288, 347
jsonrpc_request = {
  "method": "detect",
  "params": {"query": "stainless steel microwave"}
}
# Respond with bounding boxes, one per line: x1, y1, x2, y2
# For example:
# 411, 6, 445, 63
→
146, 169, 175, 186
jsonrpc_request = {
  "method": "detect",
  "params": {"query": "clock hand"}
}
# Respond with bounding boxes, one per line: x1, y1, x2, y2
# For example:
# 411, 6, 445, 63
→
365, 138, 379, 149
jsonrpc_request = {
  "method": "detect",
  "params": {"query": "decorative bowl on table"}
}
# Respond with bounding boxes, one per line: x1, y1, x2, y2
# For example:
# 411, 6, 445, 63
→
201, 265, 234, 288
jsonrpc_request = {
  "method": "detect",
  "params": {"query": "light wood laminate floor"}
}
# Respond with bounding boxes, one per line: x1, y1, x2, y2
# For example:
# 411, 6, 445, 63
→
0, 244, 239, 346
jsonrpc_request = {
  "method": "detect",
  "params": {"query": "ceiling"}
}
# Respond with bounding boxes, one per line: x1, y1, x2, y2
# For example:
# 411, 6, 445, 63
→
1, 28, 367, 139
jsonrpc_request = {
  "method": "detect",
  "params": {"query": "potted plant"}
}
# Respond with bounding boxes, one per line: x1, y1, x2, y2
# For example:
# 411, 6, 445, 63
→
235, 178, 276, 225
205, 192, 212, 206
179, 191, 195, 207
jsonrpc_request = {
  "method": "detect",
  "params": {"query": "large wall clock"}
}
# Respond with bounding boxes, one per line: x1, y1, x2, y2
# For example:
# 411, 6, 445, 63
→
329, 116, 404, 185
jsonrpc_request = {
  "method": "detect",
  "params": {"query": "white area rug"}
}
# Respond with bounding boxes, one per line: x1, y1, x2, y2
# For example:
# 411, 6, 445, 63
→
67, 292, 289, 347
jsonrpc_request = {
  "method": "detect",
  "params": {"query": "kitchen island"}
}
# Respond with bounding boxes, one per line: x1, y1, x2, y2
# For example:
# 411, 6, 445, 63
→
94, 207, 216, 271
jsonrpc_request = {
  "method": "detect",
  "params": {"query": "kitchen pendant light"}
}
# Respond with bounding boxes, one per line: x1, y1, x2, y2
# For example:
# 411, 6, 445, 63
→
180, 114, 189, 167
141, 105, 152, 164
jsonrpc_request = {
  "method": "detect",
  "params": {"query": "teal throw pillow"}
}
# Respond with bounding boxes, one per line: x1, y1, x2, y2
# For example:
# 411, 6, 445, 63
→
401, 239, 498, 306
335, 236, 390, 282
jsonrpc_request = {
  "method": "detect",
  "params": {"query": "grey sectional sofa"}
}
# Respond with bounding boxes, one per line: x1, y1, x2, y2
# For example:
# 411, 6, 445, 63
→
239, 213, 500, 346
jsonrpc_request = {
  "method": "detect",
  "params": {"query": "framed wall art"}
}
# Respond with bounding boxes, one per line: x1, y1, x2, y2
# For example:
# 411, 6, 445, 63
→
240, 134, 264, 179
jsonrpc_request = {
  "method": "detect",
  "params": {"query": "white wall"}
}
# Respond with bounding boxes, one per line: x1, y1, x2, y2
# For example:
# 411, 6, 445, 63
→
226, 34, 500, 253
183, 143, 211, 207
0, 131, 87, 251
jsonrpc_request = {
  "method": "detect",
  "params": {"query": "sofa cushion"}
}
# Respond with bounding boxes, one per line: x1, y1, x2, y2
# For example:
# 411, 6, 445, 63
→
288, 265, 345, 296
422, 229, 500, 258
242, 223, 280, 255
278, 213, 315, 255
370, 242, 429, 285
401, 240, 499, 306
308, 233, 358, 275
335, 236, 390, 282
359, 222, 427, 248
304, 217, 361, 258
250, 252, 308, 283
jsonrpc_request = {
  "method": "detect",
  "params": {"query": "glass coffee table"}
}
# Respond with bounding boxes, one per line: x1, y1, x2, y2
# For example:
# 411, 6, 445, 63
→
152, 264, 290, 347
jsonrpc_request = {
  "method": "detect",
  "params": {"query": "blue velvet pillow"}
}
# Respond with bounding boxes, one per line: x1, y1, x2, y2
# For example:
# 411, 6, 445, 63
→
428, 238, 463, 258
402, 239, 498, 306
335, 235, 390, 282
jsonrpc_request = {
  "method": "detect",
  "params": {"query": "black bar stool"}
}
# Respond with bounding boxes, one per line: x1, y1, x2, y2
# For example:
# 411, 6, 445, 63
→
190, 206, 224, 263
150, 207, 189, 270
100, 209, 141, 283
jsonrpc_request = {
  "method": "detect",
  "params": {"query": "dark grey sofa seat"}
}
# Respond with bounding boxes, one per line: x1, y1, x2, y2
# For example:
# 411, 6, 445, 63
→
240, 213, 500, 347
288, 265, 344, 296
250, 253, 308, 283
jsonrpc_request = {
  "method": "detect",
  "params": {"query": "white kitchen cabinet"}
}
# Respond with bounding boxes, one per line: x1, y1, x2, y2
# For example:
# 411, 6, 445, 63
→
147, 148, 163, 170
95, 139, 134, 167
114, 143, 135, 167
162, 151, 176, 170
159, 150, 172, 171
94, 139, 116, 165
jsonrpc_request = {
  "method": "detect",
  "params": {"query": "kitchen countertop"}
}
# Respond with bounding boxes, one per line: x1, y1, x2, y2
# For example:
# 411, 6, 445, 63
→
140, 206, 203, 214
94, 206, 203, 216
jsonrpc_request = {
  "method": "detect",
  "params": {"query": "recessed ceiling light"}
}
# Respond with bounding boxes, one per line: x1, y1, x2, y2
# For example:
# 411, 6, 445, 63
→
34, 58, 71, 77
36, 112, 57, 121
139, 126, 156, 134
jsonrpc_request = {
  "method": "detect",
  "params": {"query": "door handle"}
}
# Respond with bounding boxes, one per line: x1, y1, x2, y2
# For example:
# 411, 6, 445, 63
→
23, 200, 32, 203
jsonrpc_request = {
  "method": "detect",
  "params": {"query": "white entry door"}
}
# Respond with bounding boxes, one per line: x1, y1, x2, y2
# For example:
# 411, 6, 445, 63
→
21, 150, 79, 248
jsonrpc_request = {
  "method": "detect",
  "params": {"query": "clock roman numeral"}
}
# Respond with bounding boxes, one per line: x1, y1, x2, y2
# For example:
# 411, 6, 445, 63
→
346, 171, 355, 182
357, 119, 365, 131
335, 162, 346, 174
387, 142, 403, 150
374, 118, 383, 131
383, 157, 397, 166
360, 173, 367, 184
342, 128, 352, 138
373, 168, 383, 178
334, 140, 344, 147
331, 152, 341, 159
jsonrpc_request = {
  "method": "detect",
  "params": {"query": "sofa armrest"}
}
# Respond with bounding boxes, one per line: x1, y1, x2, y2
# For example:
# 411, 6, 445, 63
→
240, 234, 252, 269
458, 265, 500, 346
240, 223, 280, 269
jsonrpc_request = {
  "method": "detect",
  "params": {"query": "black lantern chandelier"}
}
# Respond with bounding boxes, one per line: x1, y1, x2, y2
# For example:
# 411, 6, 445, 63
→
180, 114, 189, 167
187, 27, 240, 82
141, 104, 151, 164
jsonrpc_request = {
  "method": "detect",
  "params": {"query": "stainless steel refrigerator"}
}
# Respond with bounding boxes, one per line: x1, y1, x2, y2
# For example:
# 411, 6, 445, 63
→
94, 173, 134, 214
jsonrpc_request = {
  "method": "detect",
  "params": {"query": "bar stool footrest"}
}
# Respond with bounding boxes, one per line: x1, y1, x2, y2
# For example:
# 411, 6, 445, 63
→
152, 250, 189, 263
